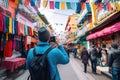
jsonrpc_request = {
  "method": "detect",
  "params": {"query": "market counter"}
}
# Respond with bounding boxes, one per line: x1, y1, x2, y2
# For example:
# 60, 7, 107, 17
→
0, 58, 26, 72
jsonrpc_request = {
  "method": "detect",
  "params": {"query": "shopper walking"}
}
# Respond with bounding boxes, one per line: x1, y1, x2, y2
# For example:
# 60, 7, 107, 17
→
108, 42, 120, 80
26, 27, 69, 80
89, 45, 98, 74
73, 45, 78, 58
81, 46, 89, 73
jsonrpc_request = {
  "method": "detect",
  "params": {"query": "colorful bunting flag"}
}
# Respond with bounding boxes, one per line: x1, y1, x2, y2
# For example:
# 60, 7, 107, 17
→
24, 0, 30, 6
66, 2, 72, 9
60, 2, 66, 10
71, 2, 76, 10
55, 2, 60, 9
50, 1, 54, 9
42, 0, 48, 8
106, 2, 113, 11
86, 3, 91, 12
31, 0, 36, 6
90, 2, 97, 24
36, 0, 41, 8
81, 2, 86, 10
102, 3, 107, 10
76, 2, 81, 13
15, 0, 19, 4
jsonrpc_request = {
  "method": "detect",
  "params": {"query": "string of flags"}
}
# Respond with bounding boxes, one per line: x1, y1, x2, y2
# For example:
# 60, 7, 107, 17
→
43, 1, 79, 10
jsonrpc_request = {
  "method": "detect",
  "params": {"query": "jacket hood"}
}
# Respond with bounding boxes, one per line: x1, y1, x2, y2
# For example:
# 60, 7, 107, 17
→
112, 48, 120, 54
111, 42, 119, 49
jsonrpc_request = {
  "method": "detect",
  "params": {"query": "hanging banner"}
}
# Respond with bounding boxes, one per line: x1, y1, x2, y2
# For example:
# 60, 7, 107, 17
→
42, 0, 48, 8
66, 2, 72, 9
60, 2, 65, 10
71, 2, 76, 10
36, 0, 41, 8
55, 2, 60, 9
49, 1, 54, 9
76, 2, 81, 13
24, 0, 30, 6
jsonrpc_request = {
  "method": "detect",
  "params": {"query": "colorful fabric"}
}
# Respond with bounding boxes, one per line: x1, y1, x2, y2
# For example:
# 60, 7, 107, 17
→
76, 2, 81, 13
71, 2, 76, 10
42, 0, 48, 8
5, 16, 9, 32
3, 16, 6, 32
15, 0, 19, 4
66, 2, 72, 9
14, 21, 18, 35
9, 18, 12, 34
36, 0, 41, 8
25, 25, 28, 36
12, 19, 15, 34
60, 2, 65, 10
81, 2, 85, 10
17, 22, 21, 35
50, 1, 54, 9
0, 13, 3, 32
90, 2, 97, 24
55, 2, 60, 9
4, 40, 13, 57
24, 0, 30, 6
30, 0, 36, 6
106, 2, 113, 11
21, 24, 25, 36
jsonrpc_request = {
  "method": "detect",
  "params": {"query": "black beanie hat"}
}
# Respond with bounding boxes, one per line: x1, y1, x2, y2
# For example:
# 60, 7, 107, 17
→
38, 27, 50, 42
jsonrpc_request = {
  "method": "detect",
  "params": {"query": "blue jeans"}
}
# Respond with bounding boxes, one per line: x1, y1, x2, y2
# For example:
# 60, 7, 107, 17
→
112, 67, 120, 80
90, 59, 97, 73
84, 64, 87, 72
97, 58, 102, 66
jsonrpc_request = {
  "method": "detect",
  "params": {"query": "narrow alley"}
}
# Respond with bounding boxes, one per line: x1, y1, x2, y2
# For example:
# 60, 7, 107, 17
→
1, 54, 111, 80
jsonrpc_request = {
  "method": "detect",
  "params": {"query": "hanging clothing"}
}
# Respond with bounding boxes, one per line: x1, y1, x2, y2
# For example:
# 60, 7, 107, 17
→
4, 40, 13, 57
0, 13, 3, 32
9, 18, 12, 34
3, 16, 6, 32
5, 16, 9, 32
17, 22, 21, 35
14, 20, 18, 35
12, 19, 15, 34
24, 25, 28, 36
30, 0, 36, 6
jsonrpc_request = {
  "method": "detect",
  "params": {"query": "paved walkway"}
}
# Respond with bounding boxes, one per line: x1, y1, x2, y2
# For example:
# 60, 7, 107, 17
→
14, 54, 111, 80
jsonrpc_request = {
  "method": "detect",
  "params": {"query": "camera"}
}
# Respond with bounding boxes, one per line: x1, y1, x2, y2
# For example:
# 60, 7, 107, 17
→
50, 36, 56, 42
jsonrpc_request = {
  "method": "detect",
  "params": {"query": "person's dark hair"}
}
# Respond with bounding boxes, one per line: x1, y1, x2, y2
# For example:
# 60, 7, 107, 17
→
38, 27, 50, 42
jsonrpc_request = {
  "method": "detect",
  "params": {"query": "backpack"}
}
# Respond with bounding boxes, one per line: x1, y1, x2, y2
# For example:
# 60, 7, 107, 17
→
28, 47, 53, 80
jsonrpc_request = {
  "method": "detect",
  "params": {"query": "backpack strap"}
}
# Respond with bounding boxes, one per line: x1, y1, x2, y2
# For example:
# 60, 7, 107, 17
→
33, 47, 53, 56
44, 47, 53, 55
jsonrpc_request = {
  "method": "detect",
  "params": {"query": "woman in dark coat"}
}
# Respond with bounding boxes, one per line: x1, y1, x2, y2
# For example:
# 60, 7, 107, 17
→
81, 46, 89, 73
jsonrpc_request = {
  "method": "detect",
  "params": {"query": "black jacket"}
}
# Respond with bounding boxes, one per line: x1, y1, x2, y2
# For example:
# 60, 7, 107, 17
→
108, 48, 120, 68
89, 47, 98, 60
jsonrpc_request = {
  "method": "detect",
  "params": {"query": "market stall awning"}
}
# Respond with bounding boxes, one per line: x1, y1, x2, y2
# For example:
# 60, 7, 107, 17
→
86, 21, 120, 40
86, 32, 97, 40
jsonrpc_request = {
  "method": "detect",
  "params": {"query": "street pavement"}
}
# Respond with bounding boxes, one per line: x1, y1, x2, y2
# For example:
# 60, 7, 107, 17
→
2, 54, 112, 80
58, 54, 111, 80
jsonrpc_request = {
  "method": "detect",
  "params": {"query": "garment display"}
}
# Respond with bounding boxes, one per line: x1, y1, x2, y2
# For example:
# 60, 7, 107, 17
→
0, 13, 3, 32
4, 40, 13, 57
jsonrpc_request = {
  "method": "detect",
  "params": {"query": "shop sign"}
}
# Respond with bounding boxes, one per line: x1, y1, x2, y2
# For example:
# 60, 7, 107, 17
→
0, 0, 8, 8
